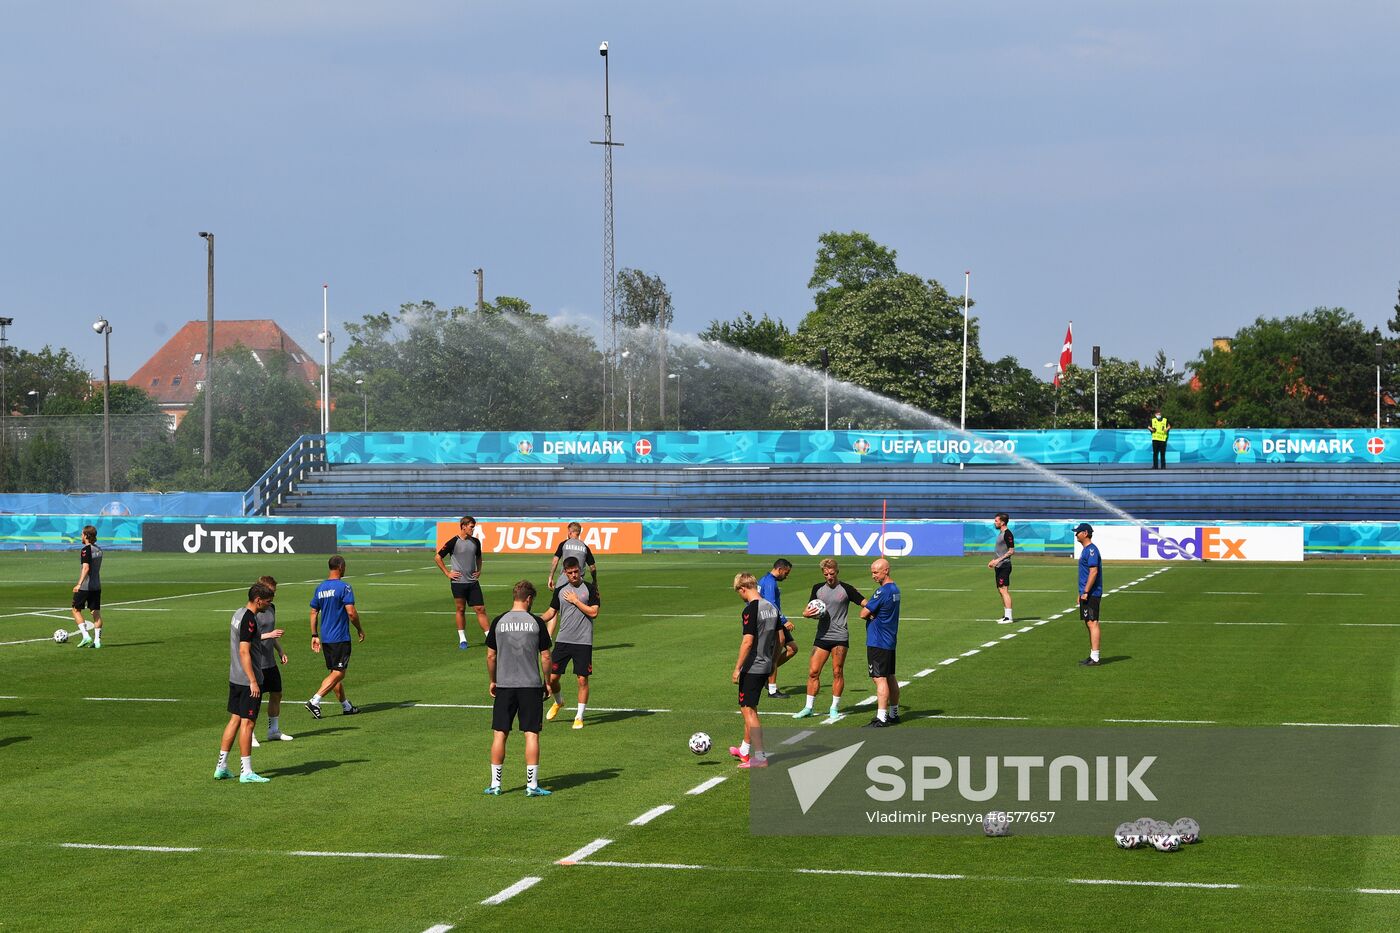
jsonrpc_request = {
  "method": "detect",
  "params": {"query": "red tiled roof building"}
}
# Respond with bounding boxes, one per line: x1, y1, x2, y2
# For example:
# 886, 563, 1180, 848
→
127, 320, 321, 427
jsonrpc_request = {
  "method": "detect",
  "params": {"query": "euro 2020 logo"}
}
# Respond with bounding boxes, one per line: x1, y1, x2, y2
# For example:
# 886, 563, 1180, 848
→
1232, 437, 1251, 455
853, 438, 872, 456
516, 440, 534, 456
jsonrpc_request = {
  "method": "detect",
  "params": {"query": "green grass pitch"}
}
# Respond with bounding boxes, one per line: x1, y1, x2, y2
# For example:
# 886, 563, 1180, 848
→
4, 550, 1400, 931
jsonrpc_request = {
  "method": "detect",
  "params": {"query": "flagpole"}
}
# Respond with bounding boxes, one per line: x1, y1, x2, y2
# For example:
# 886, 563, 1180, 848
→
960, 271, 970, 432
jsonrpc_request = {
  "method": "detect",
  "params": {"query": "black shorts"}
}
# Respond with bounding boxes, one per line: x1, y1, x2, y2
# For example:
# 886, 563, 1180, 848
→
260, 665, 283, 694
1079, 595, 1102, 622
867, 646, 897, 679
72, 590, 101, 612
994, 564, 1012, 588
227, 682, 263, 721
550, 642, 593, 677
778, 623, 798, 648
813, 638, 849, 655
322, 641, 351, 671
738, 672, 767, 709
492, 686, 544, 733
451, 580, 485, 606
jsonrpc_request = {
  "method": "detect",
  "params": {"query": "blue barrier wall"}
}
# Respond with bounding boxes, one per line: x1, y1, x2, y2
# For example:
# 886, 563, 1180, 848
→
4, 514, 1399, 556
327, 429, 1400, 466
0, 493, 243, 517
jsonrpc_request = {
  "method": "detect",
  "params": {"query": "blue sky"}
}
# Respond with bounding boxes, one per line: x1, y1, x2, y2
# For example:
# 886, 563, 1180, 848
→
2, 1, 1398, 380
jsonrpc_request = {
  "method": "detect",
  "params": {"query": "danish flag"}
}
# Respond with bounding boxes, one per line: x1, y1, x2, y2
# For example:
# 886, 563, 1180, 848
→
1054, 322, 1073, 387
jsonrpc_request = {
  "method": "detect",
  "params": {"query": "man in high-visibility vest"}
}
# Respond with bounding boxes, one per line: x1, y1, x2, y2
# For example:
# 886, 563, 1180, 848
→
1149, 410, 1170, 469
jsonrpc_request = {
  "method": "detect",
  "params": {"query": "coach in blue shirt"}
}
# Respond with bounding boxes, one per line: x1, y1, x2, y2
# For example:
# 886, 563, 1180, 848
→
757, 559, 797, 698
1075, 523, 1103, 667
860, 557, 901, 727
305, 555, 366, 719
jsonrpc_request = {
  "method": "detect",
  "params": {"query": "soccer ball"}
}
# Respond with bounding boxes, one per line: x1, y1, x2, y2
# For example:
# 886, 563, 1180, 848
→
805, 598, 827, 618
1150, 834, 1182, 852
688, 732, 712, 755
1172, 817, 1201, 844
1133, 817, 1157, 835
53, 629, 69, 644
1150, 819, 1173, 836
1114, 822, 1141, 849
983, 811, 1010, 837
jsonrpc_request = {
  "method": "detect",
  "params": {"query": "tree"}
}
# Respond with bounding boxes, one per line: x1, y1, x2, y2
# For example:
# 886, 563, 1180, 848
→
3, 346, 94, 414
174, 345, 318, 489
699, 311, 790, 359
807, 231, 900, 316
1053, 353, 1180, 428
615, 270, 674, 330
1182, 308, 1379, 427
17, 430, 75, 493
44, 383, 161, 417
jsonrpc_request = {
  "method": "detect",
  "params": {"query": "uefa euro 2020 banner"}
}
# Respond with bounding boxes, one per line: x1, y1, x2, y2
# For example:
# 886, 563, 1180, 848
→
328, 429, 1400, 467
1078, 525, 1305, 562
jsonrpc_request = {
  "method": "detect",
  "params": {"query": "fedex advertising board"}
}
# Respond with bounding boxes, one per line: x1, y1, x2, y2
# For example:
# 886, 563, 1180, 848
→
1078, 525, 1304, 562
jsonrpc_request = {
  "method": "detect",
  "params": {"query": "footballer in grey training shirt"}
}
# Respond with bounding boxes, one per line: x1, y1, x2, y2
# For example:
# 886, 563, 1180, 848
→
485, 580, 554, 796
547, 522, 597, 589
540, 558, 601, 727
795, 558, 865, 721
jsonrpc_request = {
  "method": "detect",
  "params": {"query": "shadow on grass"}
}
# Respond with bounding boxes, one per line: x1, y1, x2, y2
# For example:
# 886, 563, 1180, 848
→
0, 736, 31, 749
260, 758, 369, 778
99, 641, 164, 649
545, 767, 622, 791
289, 726, 357, 738
346, 701, 416, 715
593, 643, 634, 652
0, 709, 33, 719
1096, 656, 1132, 665
581, 708, 660, 725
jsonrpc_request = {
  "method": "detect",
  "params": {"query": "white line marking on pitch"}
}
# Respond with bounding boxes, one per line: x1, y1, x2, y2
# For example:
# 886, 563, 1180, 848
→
62, 843, 200, 853
290, 850, 445, 860
575, 860, 705, 870
1214, 622, 1285, 626
629, 805, 675, 826
929, 714, 1030, 721
857, 696, 878, 706
939, 658, 960, 665
782, 730, 816, 745
981, 641, 1000, 648
1105, 719, 1216, 724
480, 876, 542, 905
1205, 591, 1260, 595
797, 868, 966, 880
1282, 722, 1399, 728
637, 585, 688, 589
84, 697, 180, 703
960, 649, 980, 657
999, 634, 1018, 640
1017, 626, 1034, 633
914, 668, 935, 678
557, 838, 613, 865
422, 925, 454, 933
1357, 888, 1400, 894
686, 776, 727, 795
0, 637, 55, 646
641, 614, 707, 618
1341, 623, 1400, 627
1068, 878, 1240, 890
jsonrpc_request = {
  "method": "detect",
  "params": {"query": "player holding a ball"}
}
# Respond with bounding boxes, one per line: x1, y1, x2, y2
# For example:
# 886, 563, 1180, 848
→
793, 559, 864, 723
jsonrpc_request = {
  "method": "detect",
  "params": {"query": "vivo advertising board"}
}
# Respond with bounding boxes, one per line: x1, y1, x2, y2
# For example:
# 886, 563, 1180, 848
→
747, 522, 964, 558
1077, 525, 1304, 562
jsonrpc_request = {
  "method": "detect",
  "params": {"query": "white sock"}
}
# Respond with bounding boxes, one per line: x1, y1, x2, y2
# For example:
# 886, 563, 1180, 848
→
310, 694, 322, 705
877, 708, 887, 722
268, 716, 279, 736
491, 764, 503, 789
458, 630, 468, 644
526, 765, 539, 789
240, 755, 252, 776
803, 695, 815, 711
768, 684, 779, 695
342, 699, 353, 711
739, 741, 751, 757
575, 703, 586, 719
830, 695, 841, 712
1003, 608, 1013, 619
217, 751, 229, 770
1091, 649, 1100, 662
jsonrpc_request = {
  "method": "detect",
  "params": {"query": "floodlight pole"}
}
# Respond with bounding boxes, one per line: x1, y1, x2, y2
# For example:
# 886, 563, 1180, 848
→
960, 271, 969, 431
1378, 343, 1384, 430
94, 319, 112, 492
0, 316, 11, 459
198, 232, 214, 476
821, 346, 830, 431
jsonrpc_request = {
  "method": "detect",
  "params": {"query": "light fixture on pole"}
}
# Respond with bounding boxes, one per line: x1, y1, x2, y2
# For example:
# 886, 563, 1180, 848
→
960, 271, 970, 431
592, 40, 624, 431
820, 347, 830, 431
92, 318, 113, 492
27, 389, 39, 413
473, 268, 484, 313
0, 316, 12, 459
1092, 345, 1101, 430
354, 379, 367, 432
667, 372, 680, 430
1043, 362, 1060, 430
197, 232, 214, 476
317, 284, 331, 435
620, 349, 633, 431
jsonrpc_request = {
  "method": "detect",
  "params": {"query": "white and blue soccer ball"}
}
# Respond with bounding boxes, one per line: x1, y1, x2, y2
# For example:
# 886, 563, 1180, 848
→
1172, 817, 1201, 844
53, 629, 69, 644
688, 732, 712, 755
805, 598, 827, 618
983, 811, 1010, 837
1114, 822, 1141, 849
1150, 834, 1183, 852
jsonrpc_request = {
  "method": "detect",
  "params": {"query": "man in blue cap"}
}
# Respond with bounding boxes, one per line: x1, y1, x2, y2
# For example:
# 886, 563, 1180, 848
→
1074, 523, 1102, 666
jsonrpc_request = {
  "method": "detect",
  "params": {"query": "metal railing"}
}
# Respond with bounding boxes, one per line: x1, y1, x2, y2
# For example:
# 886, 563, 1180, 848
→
243, 434, 326, 516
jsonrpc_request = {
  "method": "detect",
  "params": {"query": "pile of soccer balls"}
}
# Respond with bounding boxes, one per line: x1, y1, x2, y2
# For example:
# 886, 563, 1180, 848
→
1115, 817, 1201, 851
